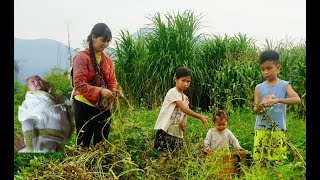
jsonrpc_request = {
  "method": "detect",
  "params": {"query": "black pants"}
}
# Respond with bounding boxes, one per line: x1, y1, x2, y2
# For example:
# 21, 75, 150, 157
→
74, 99, 112, 147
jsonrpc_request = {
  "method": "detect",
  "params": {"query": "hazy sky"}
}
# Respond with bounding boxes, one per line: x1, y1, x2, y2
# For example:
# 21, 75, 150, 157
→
14, 0, 306, 49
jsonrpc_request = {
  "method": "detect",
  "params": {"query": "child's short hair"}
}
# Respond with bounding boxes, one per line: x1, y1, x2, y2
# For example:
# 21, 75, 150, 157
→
26, 75, 42, 88
26, 75, 42, 83
259, 49, 280, 65
26, 75, 49, 91
174, 67, 192, 79
213, 110, 229, 123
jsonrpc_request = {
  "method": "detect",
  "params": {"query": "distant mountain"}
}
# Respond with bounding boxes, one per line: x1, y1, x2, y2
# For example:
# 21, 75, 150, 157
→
131, 27, 155, 40
14, 29, 159, 82
14, 38, 77, 82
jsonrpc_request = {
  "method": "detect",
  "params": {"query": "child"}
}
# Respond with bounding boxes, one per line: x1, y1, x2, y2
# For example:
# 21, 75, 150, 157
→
253, 50, 301, 164
154, 67, 209, 165
18, 75, 73, 152
203, 110, 244, 155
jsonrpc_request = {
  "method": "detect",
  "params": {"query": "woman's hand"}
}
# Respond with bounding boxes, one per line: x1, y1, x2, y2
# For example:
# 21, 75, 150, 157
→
115, 88, 124, 99
100, 88, 114, 99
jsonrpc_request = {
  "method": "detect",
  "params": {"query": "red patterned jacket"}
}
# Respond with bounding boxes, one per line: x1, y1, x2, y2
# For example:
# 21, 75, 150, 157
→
72, 48, 118, 107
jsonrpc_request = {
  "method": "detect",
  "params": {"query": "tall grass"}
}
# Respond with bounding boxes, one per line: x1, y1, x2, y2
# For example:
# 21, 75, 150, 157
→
115, 10, 206, 109
114, 10, 306, 117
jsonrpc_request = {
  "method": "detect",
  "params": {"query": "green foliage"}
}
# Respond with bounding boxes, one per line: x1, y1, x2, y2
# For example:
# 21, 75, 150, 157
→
14, 80, 27, 105
14, 80, 27, 140
15, 107, 305, 179
14, 152, 65, 178
43, 67, 73, 98
114, 10, 306, 118
14, 80, 23, 94
115, 10, 206, 109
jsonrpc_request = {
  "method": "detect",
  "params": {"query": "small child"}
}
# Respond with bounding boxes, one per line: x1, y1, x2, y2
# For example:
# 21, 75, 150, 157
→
203, 110, 244, 155
18, 75, 73, 152
154, 67, 209, 165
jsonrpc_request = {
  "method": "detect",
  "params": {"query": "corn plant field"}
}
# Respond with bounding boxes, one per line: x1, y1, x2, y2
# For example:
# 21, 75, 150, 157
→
14, 10, 306, 179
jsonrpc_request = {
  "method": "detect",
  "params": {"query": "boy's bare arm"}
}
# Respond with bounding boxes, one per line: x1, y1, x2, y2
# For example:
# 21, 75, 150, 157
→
253, 89, 263, 114
268, 84, 301, 106
281, 84, 301, 105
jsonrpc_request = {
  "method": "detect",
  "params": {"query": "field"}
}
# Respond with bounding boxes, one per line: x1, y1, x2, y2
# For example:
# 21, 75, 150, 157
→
14, 105, 306, 179
14, 10, 306, 179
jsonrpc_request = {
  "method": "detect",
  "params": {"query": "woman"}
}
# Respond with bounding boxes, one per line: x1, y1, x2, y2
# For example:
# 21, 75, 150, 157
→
72, 23, 121, 147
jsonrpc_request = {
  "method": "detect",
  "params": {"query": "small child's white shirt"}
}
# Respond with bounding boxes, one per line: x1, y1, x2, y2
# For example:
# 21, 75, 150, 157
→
204, 128, 241, 150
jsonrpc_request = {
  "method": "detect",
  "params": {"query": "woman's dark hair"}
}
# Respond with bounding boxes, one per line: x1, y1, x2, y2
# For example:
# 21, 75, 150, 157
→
87, 23, 112, 76
213, 110, 229, 123
87, 23, 112, 43
174, 67, 192, 79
